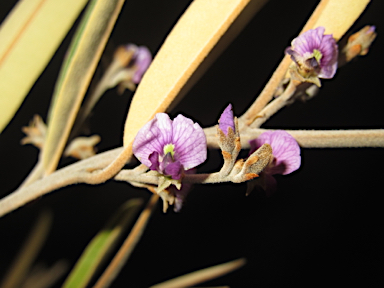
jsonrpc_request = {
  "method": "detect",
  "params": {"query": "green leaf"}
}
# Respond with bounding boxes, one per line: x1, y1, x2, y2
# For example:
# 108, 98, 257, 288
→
42, 0, 126, 175
62, 198, 143, 288
0, 0, 89, 133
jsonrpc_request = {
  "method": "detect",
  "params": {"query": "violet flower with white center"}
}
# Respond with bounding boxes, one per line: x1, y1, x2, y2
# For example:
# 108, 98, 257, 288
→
133, 113, 207, 180
219, 104, 235, 136
249, 130, 301, 194
285, 26, 338, 81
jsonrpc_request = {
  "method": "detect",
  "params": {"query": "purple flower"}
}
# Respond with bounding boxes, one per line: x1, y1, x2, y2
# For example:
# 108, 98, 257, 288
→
249, 130, 301, 194
219, 104, 235, 136
125, 44, 152, 84
133, 113, 207, 180
285, 26, 338, 79
132, 46, 152, 83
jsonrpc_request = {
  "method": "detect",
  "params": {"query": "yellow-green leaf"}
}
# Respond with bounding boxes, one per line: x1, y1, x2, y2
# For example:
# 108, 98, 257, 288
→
62, 198, 143, 288
123, 0, 262, 147
42, 0, 126, 175
311, 0, 370, 40
0, 0, 89, 133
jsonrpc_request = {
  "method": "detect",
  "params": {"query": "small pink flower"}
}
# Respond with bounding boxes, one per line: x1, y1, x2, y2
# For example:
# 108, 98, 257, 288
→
133, 113, 207, 180
285, 26, 338, 79
249, 130, 301, 194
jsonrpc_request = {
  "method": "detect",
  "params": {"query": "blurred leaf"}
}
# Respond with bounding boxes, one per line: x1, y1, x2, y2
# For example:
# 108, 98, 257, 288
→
122, 0, 263, 147
312, 0, 370, 40
20, 260, 68, 288
0, 0, 88, 133
42, 0, 126, 175
62, 198, 143, 288
0, 211, 52, 288
150, 258, 246, 288
93, 194, 159, 288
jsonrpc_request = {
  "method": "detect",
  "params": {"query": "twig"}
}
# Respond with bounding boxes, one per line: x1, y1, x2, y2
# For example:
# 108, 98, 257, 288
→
241, 55, 291, 125
150, 258, 246, 288
1, 127, 383, 218
207, 128, 384, 149
0, 147, 123, 218
251, 79, 299, 128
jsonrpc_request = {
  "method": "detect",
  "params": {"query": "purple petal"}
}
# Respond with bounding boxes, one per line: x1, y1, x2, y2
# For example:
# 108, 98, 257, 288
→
218, 104, 235, 136
171, 115, 207, 170
286, 27, 338, 79
133, 113, 173, 168
163, 159, 183, 180
249, 130, 301, 175
318, 34, 338, 78
132, 46, 152, 84
148, 151, 159, 171
173, 169, 195, 212
292, 27, 325, 57
367, 25, 376, 34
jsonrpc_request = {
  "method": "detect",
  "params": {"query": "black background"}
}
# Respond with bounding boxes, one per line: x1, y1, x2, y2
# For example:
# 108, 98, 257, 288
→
1, 0, 383, 287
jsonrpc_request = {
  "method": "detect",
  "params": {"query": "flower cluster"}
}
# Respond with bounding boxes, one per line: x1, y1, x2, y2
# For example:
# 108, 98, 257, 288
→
285, 26, 338, 86
132, 105, 302, 210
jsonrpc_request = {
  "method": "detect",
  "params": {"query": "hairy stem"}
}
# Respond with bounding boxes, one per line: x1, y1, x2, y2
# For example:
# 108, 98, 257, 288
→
1, 128, 383, 218
252, 79, 299, 128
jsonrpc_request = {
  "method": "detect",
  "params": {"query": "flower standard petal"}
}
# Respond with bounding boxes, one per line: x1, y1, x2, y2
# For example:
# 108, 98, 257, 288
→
318, 34, 338, 78
292, 27, 325, 57
132, 113, 173, 169
171, 114, 207, 170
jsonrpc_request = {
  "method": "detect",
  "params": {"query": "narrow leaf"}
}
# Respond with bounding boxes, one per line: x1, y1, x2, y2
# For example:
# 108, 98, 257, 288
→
150, 258, 246, 288
0, 0, 88, 133
312, 0, 370, 40
0, 211, 52, 288
42, 0, 126, 175
62, 198, 143, 288
122, 0, 257, 148
93, 194, 159, 288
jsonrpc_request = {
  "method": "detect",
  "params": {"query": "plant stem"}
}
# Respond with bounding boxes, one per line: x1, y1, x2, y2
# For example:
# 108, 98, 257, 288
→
1, 128, 383, 218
